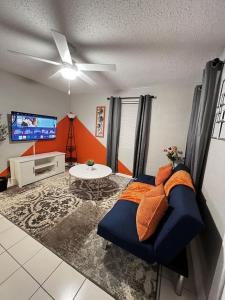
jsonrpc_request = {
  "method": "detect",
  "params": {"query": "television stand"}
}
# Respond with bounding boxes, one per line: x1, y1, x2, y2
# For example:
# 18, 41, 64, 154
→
9, 152, 65, 188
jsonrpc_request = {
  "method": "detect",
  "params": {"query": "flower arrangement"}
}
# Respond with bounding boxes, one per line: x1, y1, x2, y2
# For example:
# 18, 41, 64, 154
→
86, 159, 95, 167
163, 146, 183, 163
0, 115, 8, 142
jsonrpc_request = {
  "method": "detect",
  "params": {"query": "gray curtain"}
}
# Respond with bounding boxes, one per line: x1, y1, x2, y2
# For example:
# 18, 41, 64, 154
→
133, 95, 152, 178
185, 58, 224, 190
185, 85, 202, 169
106, 96, 122, 173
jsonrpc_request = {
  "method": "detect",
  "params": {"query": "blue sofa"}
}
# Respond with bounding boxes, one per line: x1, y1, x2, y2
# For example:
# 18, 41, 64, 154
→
97, 166, 204, 294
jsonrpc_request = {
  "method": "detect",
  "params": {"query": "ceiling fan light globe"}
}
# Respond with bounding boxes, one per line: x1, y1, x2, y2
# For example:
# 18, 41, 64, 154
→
60, 67, 77, 80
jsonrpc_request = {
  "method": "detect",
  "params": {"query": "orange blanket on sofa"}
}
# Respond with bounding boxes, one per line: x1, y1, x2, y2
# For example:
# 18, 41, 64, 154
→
120, 171, 195, 205
120, 182, 155, 204
164, 170, 195, 196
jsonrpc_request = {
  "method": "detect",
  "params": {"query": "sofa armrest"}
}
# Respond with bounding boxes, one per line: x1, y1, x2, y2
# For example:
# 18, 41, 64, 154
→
154, 185, 204, 264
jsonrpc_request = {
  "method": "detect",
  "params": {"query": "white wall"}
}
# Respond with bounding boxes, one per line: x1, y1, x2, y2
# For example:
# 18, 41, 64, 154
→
202, 62, 225, 238
70, 91, 111, 147
119, 84, 194, 174
202, 139, 225, 237
70, 83, 194, 174
0, 69, 70, 172
200, 52, 225, 300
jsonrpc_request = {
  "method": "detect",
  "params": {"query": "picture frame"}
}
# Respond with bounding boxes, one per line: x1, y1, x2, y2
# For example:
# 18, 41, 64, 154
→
95, 106, 105, 138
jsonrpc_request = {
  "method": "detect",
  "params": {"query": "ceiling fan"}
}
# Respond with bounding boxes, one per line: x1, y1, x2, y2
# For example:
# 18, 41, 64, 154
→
8, 30, 116, 94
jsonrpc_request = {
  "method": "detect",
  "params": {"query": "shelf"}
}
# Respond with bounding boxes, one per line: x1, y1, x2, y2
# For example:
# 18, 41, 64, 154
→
34, 162, 56, 170
11, 152, 65, 163
34, 171, 56, 181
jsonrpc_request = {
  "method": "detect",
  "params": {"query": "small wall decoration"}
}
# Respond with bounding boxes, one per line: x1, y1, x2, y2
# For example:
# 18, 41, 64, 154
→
0, 114, 8, 142
95, 106, 105, 137
212, 79, 225, 140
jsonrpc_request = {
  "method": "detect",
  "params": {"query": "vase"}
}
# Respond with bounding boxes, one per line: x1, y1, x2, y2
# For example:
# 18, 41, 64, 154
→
173, 161, 178, 168
87, 165, 94, 171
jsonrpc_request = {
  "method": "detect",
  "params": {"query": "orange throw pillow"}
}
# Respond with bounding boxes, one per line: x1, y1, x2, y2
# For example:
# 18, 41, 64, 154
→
155, 163, 173, 185
136, 184, 168, 241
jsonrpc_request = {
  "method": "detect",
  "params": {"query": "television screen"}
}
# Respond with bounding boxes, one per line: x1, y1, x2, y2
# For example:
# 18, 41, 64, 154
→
11, 111, 57, 141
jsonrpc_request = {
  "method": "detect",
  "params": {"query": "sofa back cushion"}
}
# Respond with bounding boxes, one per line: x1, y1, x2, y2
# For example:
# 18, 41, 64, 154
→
155, 163, 173, 185
164, 170, 195, 196
172, 163, 190, 174
136, 184, 168, 241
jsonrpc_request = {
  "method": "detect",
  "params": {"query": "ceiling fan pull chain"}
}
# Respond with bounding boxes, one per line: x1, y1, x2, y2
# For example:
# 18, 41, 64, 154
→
68, 80, 71, 95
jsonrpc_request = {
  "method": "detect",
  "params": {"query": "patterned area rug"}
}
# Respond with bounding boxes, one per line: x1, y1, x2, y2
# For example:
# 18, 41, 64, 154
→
0, 173, 158, 300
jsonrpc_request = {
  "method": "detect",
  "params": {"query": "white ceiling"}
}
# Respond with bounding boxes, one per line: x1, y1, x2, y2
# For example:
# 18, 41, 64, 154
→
0, 0, 225, 94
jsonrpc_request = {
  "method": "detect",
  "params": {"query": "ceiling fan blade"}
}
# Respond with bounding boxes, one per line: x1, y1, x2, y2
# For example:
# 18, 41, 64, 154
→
78, 71, 96, 86
49, 70, 62, 79
76, 63, 116, 72
51, 30, 73, 65
8, 50, 61, 66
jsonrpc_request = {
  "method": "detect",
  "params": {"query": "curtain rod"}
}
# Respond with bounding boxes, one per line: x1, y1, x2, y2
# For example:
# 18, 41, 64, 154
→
107, 95, 157, 100
121, 102, 139, 104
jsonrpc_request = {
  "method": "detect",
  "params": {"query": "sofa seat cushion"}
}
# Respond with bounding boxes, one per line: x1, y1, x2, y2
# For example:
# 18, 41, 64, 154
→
97, 200, 156, 263
134, 175, 155, 185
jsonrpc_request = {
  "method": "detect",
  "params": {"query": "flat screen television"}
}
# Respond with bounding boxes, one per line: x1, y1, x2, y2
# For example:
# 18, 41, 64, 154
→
11, 111, 57, 141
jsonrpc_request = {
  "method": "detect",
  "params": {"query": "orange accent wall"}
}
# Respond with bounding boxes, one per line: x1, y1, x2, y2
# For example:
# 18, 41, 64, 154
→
74, 118, 132, 175
0, 116, 132, 177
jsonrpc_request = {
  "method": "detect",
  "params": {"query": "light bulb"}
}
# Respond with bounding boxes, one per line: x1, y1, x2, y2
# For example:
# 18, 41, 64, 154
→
60, 67, 77, 80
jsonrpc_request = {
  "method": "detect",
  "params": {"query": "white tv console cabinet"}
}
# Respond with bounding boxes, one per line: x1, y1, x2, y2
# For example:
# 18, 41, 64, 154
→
9, 152, 65, 188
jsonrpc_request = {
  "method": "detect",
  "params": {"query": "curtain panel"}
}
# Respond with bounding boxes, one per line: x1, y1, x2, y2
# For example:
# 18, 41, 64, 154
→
185, 58, 224, 191
185, 85, 202, 170
106, 96, 122, 173
133, 95, 152, 178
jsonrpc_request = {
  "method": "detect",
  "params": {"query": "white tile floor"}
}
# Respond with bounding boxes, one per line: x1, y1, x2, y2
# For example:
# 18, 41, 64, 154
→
160, 249, 197, 300
0, 215, 114, 300
0, 214, 197, 300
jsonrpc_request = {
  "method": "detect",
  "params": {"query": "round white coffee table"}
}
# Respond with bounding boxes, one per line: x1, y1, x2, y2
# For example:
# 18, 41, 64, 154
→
69, 164, 112, 198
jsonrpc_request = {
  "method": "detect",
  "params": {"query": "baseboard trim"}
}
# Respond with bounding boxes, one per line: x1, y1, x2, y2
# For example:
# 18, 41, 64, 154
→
7, 178, 17, 188
116, 172, 132, 178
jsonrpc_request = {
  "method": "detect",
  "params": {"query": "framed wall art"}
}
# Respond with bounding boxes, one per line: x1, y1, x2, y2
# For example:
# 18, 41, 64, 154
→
95, 106, 106, 138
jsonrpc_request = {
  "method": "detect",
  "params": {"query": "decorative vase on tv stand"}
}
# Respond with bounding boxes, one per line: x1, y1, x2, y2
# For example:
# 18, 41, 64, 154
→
86, 160, 95, 170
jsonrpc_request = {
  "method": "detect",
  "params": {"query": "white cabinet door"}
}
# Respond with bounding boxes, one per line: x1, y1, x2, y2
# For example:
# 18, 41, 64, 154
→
55, 155, 65, 173
16, 161, 35, 187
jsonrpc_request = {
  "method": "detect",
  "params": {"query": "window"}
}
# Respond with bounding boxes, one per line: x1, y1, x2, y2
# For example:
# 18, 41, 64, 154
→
212, 79, 225, 140
118, 103, 138, 171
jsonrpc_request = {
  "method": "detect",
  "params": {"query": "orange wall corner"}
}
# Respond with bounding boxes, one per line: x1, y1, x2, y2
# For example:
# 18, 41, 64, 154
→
74, 118, 132, 176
